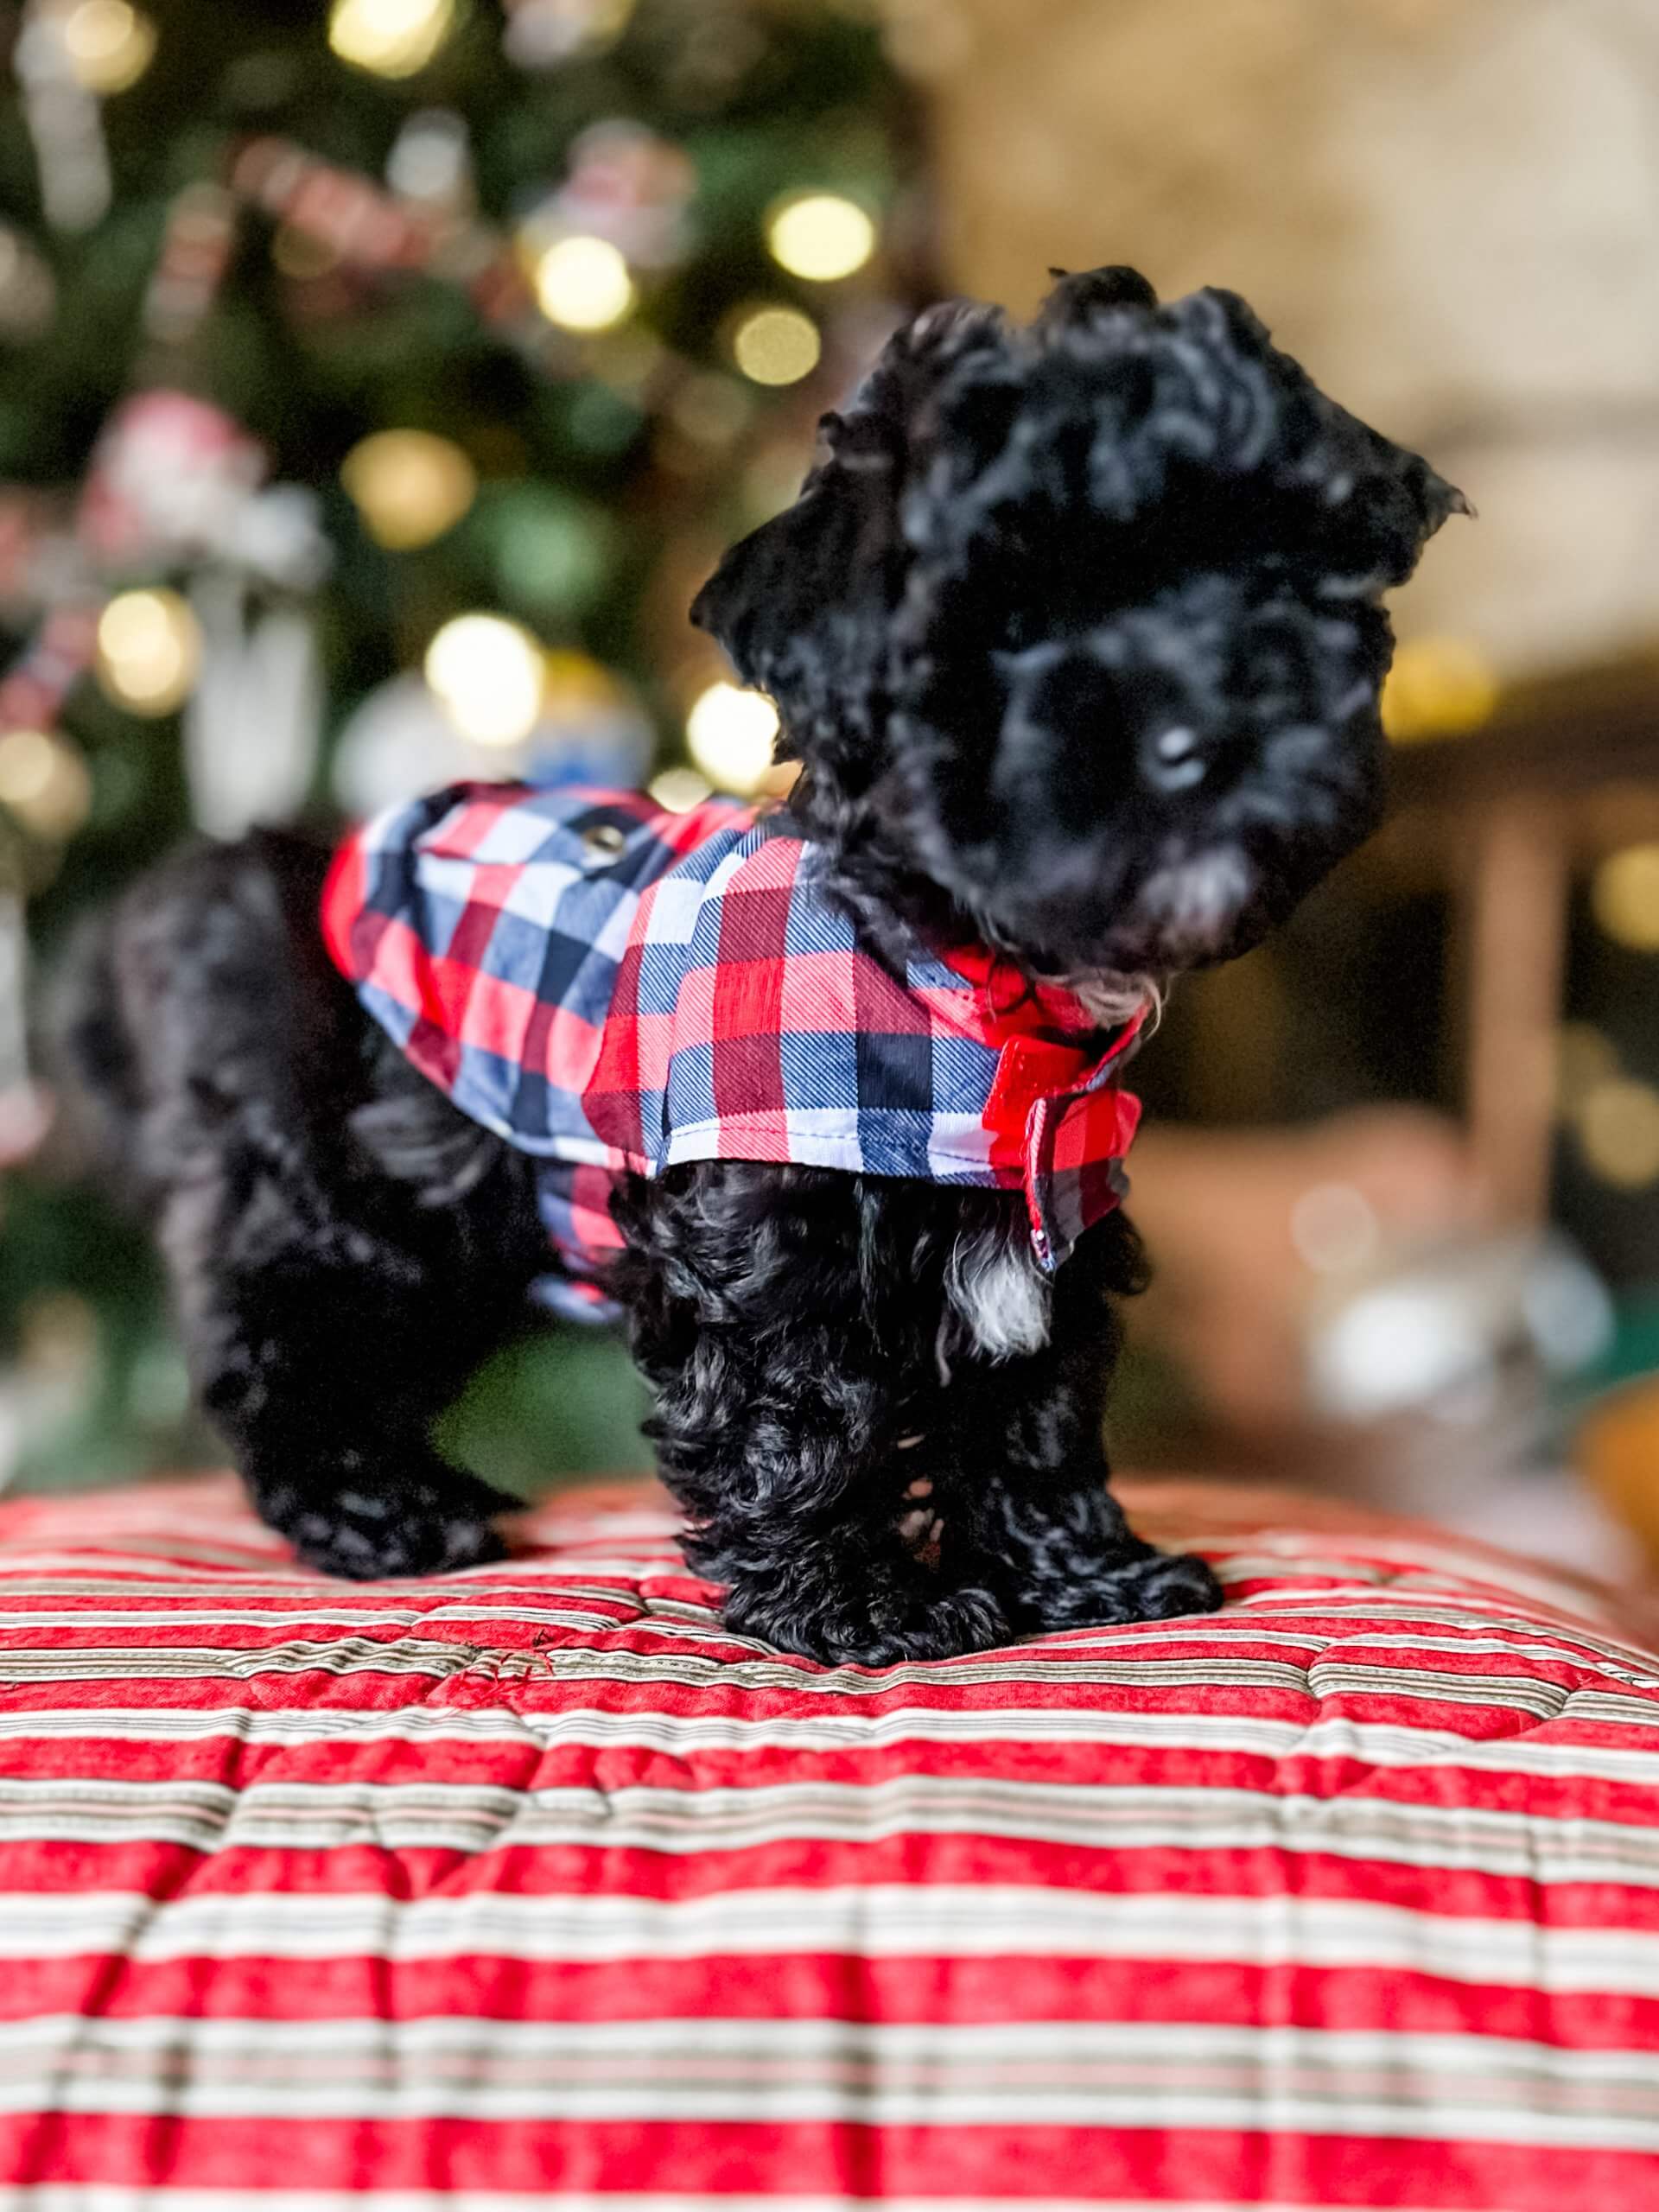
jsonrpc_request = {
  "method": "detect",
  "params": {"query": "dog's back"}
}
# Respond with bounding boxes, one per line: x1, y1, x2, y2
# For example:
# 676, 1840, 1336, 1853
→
49, 830, 345, 1212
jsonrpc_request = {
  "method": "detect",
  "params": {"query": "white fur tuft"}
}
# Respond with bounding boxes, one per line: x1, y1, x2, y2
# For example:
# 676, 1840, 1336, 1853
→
945, 1222, 1052, 1362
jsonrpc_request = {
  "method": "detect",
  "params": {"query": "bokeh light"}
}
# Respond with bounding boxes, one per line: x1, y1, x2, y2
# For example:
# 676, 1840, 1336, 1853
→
542, 647, 624, 712
424, 613, 545, 747
1289, 1181, 1381, 1276
328, 0, 454, 78
0, 729, 92, 839
60, 0, 156, 93
95, 589, 201, 717
1578, 1077, 1659, 1189
686, 681, 779, 794
0, 731, 59, 809
668, 373, 753, 452
270, 225, 341, 283
1382, 636, 1500, 743
766, 193, 877, 282
1557, 1021, 1621, 1116
532, 236, 635, 333
647, 764, 714, 814
504, 0, 636, 67
341, 429, 477, 550
1592, 843, 1659, 952
731, 305, 822, 387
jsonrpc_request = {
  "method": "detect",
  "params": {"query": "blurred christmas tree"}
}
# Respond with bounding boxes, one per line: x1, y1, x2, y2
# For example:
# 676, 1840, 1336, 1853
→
0, 0, 925, 1490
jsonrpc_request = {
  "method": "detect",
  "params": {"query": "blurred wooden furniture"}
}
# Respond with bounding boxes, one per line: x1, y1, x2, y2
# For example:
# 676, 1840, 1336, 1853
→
1378, 652, 1659, 1224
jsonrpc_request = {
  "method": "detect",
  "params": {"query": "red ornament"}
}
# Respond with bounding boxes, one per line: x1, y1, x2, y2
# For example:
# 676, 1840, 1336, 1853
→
77, 392, 265, 571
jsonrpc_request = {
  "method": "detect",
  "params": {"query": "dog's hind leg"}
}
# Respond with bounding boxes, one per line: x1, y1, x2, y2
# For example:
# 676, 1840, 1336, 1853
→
74, 836, 549, 1577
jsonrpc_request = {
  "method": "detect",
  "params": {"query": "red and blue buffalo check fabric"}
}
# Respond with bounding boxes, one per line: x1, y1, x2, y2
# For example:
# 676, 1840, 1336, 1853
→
321, 781, 1143, 1318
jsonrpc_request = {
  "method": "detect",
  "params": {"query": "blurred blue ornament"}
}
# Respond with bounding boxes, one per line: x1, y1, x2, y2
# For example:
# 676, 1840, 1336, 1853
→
527, 649, 653, 787
333, 658, 652, 819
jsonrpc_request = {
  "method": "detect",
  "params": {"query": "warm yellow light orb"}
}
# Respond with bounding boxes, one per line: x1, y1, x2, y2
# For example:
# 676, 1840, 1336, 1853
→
423, 614, 545, 747
1382, 636, 1500, 743
341, 429, 477, 551
766, 194, 877, 283
328, 0, 454, 78
647, 765, 713, 815
686, 682, 779, 795
1579, 1077, 1659, 1190
0, 729, 92, 839
0, 730, 60, 809
1557, 1022, 1620, 1117
96, 588, 201, 717
60, 0, 156, 92
543, 648, 626, 712
1592, 844, 1659, 954
271, 225, 341, 283
731, 305, 822, 387
532, 236, 635, 334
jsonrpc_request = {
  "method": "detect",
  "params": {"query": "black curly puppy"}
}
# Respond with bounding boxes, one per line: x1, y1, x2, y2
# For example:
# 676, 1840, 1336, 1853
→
63, 267, 1462, 1664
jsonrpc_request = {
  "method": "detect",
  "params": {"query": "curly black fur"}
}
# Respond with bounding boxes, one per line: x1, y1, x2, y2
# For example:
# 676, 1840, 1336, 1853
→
58, 267, 1461, 1664
694, 269, 1464, 978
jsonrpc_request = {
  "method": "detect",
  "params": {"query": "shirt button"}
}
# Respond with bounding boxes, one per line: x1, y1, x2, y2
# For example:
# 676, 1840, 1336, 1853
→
581, 822, 627, 864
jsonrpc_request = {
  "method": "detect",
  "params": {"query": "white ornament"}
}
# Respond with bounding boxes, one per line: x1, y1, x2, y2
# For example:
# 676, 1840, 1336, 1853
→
387, 109, 474, 211
15, 3, 111, 232
0, 893, 48, 1170
182, 576, 321, 839
225, 486, 333, 593
332, 667, 654, 818
333, 674, 531, 818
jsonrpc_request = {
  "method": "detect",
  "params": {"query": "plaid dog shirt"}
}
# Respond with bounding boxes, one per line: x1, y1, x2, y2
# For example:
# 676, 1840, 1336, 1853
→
321, 782, 1144, 1322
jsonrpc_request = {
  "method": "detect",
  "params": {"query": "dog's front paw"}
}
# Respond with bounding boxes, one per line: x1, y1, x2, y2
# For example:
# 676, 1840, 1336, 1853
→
252, 1459, 512, 1580
724, 1576, 1010, 1669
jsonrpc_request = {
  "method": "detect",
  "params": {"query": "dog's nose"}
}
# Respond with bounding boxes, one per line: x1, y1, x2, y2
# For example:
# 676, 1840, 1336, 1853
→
1144, 724, 1207, 793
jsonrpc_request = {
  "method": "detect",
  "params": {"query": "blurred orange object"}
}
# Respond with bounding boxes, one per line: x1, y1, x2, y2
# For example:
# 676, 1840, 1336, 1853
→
1579, 1382, 1659, 1574
1130, 1106, 1491, 1442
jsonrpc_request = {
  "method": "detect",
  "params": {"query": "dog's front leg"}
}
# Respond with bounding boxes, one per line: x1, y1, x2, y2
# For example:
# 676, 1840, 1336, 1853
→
941, 1248, 1224, 1637
617, 1166, 1014, 1669
645, 1321, 1015, 1667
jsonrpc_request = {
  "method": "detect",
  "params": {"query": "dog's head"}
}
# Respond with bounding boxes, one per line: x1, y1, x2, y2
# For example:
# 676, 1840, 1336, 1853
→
692, 265, 1465, 980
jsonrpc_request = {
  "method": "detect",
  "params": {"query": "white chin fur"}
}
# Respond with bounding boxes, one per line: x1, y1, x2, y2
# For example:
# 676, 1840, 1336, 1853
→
1136, 848, 1255, 958
1071, 970, 1162, 1032
944, 1222, 1052, 1363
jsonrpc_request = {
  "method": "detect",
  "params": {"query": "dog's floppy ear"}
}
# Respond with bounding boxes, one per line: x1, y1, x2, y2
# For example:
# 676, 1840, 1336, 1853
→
1170, 292, 1468, 598
1309, 423, 1469, 599
1132, 289, 1467, 599
690, 298, 1010, 761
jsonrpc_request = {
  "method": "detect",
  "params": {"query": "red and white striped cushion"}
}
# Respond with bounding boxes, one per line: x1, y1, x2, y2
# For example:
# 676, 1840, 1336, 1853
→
0, 1473, 1657, 2209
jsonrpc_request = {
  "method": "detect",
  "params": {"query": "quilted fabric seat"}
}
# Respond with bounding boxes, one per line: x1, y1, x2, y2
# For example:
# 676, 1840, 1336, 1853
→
0, 1472, 1657, 2209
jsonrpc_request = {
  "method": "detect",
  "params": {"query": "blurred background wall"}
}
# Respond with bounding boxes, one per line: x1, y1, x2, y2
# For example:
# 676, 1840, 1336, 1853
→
2, 0, 1658, 1578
